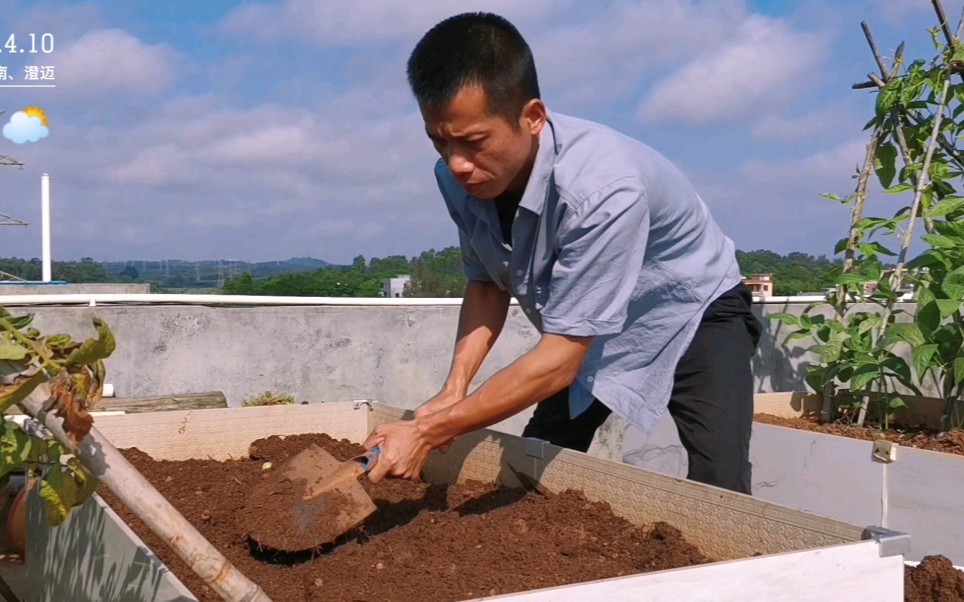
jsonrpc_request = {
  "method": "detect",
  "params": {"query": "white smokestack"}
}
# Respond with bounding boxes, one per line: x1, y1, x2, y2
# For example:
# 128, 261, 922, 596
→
41, 173, 51, 282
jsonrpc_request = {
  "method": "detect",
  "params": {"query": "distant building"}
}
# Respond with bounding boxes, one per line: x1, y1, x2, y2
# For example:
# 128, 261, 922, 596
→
382, 275, 411, 298
742, 273, 775, 299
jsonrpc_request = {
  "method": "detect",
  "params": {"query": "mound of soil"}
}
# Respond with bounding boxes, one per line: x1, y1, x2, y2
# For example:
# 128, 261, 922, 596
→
98, 433, 711, 602
755, 414, 964, 457
905, 555, 964, 602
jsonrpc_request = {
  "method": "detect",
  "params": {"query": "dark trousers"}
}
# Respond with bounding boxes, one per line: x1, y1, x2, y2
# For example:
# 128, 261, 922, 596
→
521, 282, 762, 494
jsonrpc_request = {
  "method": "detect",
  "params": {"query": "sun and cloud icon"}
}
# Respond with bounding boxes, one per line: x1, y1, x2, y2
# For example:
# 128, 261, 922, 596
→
3, 106, 50, 144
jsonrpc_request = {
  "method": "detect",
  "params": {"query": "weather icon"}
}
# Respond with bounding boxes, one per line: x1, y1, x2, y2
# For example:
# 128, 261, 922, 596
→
3, 106, 50, 144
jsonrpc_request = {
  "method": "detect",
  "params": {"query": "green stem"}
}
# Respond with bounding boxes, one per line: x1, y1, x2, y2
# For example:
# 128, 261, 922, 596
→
0, 314, 57, 372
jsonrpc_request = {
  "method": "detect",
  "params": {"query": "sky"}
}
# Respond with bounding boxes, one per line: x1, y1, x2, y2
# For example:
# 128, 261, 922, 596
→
0, 0, 955, 264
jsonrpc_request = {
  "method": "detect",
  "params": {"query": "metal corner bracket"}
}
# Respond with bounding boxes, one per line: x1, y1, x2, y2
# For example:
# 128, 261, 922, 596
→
862, 525, 911, 558
524, 436, 548, 459
872, 439, 898, 463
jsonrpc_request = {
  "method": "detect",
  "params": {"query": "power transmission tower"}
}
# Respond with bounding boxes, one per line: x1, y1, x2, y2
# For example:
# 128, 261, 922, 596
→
1, 112, 28, 281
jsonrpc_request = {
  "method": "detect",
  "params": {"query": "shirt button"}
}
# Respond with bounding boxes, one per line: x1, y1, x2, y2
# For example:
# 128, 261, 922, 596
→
515, 269, 524, 276
587, 376, 594, 383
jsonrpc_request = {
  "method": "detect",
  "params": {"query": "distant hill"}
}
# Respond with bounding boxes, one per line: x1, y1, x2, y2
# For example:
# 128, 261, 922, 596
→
3, 249, 843, 296
99, 257, 331, 289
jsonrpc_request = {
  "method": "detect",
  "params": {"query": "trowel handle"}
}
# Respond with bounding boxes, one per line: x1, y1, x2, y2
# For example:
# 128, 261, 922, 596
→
355, 446, 380, 473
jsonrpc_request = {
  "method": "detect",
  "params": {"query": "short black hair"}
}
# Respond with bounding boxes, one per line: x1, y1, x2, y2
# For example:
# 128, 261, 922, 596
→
407, 12, 541, 127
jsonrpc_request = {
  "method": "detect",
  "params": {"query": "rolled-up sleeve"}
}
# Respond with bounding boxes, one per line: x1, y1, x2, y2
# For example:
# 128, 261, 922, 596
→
540, 177, 649, 336
435, 161, 493, 283
455, 228, 493, 282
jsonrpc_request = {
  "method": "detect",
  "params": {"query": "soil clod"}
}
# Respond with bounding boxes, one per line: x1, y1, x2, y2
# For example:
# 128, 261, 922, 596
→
905, 555, 964, 602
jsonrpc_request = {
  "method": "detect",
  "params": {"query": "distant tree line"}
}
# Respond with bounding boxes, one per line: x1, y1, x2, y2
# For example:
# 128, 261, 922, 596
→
735, 250, 839, 296
221, 248, 466, 297
1, 249, 840, 297
0, 256, 109, 282
221, 248, 840, 298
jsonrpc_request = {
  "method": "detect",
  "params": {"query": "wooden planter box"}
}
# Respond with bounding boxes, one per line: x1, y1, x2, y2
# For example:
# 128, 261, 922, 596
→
624, 392, 964, 565
6, 402, 905, 601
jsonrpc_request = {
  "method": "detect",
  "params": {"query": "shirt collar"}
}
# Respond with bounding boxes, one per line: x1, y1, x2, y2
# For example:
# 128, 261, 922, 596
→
517, 111, 557, 216
464, 111, 558, 217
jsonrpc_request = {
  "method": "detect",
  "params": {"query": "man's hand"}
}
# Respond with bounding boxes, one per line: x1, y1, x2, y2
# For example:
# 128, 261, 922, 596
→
414, 389, 462, 420
362, 420, 434, 484
364, 332, 593, 484
414, 390, 463, 453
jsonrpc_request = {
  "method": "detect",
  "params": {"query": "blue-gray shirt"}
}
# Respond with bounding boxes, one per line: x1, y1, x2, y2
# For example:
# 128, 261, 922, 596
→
434, 111, 742, 435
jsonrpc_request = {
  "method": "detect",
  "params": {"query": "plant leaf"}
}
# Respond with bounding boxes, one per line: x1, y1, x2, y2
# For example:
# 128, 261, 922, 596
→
39, 470, 78, 527
48, 370, 94, 445
0, 421, 32, 477
4, 314, 33, 330
888, 395, 908, 410
955, 356, 964, 388
937, 298, 962, 319
922, 234, 959, 249
917, 301, 941, 338
912, 344, 940, 381
925, 196, 964, 219
851, 365, 879, 391
67, 458, 99, 505
916, 284, 937, 307
908, 251, 951, 271
885, 323, 926, 347
885, 183, 915, 195
942, 267, 964, 301
65, 317, 116, 367
770, 313, 801, 327
0, 371, 46, 415
0, 337, 28, 361
875, 142, 898, 189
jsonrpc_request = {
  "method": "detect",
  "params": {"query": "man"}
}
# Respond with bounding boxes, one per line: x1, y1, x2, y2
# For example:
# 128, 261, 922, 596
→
363, 12, 762, 494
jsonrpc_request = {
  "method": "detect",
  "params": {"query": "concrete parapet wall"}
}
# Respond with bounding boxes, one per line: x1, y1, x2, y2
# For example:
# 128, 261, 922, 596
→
0, 282, 151, 294
0, 298, 919, 452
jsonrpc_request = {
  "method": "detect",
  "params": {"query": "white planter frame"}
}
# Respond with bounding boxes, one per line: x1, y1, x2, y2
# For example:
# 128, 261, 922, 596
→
624, 392, 964, 565
4, 402, 907, 602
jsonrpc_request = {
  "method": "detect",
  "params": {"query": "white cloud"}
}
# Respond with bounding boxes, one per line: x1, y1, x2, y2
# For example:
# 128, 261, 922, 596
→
740, 137, 868, 182
47, 29, 179, 99
751, 105, 863, 142
880, 0, 938, 22
221, 0, 561, 46
532, 0, 747, 105
1, 0, 882, 265
636, 15, 828, 125
12, 74, 449, 263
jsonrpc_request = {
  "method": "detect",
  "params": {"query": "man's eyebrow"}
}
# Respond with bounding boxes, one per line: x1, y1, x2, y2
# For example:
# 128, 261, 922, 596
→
425, 129, 487, 140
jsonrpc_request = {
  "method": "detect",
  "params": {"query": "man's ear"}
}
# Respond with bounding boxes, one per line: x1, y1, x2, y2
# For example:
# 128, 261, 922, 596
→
521, 99, 547, 135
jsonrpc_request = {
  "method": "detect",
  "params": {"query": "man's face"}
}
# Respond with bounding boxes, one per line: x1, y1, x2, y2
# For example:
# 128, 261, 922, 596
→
421, 85, 546, 199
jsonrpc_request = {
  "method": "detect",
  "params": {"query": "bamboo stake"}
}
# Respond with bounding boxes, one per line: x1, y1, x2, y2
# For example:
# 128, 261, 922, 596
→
18, 384, 273, 602
934, 0, 964, 435
855, 5, 963, 426
893, 75, 952, 291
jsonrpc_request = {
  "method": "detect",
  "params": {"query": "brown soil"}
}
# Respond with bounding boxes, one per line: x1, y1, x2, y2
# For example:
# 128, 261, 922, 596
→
755, 414, 964, 457
98, 433, 711, 602
238, 442, 374, 552
905, 556, 964, 602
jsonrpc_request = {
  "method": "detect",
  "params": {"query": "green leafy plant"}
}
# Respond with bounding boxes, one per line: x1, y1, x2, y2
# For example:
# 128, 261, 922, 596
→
773, 7, 964, 432
242, 390, 296, 407
0, 305, 115, 525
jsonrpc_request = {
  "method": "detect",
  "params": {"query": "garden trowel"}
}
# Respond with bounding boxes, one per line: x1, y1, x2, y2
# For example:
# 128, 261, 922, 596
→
242, 444, 380, 552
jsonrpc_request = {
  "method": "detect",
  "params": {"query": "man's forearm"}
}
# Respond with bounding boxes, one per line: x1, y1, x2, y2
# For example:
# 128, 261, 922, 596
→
420, 334, 591, 446
441, 280, 511, 396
